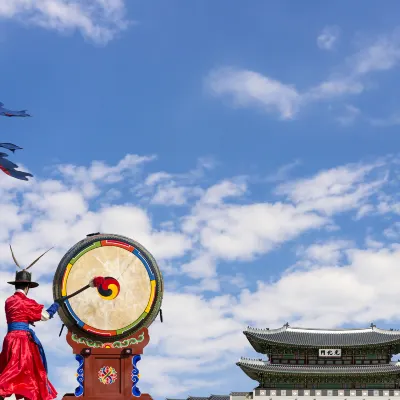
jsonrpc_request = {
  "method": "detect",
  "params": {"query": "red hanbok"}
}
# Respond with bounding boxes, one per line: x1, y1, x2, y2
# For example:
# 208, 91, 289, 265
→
0, 292, 57, 400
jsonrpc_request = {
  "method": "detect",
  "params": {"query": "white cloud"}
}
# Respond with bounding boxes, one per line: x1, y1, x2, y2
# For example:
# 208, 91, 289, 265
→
336, 104, 361, 126
275, 161, 386, 216
233, 245, 400, 328
317, 26, 340, 50
350, 29, 400, 75
206, 67, 359, 120
307, 79, 364, 100
145, 171, 173, 186
207, 67, 301, 119
207, 28, 400, 120
384, 222, 400, 239
0, 0, 130, 44
200, 179, 247, 205
145, 240, 400, 395
186, 201, 326, 261
138, 158, 215, 206
297, 240, 353, 266
355, 203, 374, 219
58, 154, 155, 197
181, 253, 216, 279
151, 183, 203, 206
0, 203, 30, 241
265, 160, 301, 183
368, 114, 400, 126
53, 364, 83, 398
1, 154, 400, 398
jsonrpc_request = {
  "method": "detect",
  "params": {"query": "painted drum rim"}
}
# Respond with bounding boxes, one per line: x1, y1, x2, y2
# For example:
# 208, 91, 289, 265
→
53, 233, 163, 342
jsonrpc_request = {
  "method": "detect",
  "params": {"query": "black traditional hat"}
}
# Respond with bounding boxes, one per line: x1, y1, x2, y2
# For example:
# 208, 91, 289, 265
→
7, 245, 52, 289
8, 270, 39, 288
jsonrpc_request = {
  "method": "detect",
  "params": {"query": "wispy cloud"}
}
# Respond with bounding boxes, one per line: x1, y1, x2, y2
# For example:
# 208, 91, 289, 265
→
349, 29, 400, 75
265, 160, 302, 183
207, 68, 301, 119
368, 114, 400, 126
317, 26, 340, 50
1, 154, 400, 397
336, 104, 361, 126
0, 0, 130, 44
137, 157, 215, 206
206, 28, 400, 120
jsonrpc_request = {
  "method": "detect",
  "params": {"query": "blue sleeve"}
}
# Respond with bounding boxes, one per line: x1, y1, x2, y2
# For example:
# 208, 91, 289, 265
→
46, 302, 60, 318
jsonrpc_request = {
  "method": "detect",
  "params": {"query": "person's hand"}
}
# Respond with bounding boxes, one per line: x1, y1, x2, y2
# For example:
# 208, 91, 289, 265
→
89, 276, 105, 288
46, 302, 60, 318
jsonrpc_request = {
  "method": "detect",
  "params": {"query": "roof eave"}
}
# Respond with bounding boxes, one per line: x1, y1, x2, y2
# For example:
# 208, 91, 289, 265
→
244, 332, 400, 350
244, 332, 266, 353
236, 363, 400, 376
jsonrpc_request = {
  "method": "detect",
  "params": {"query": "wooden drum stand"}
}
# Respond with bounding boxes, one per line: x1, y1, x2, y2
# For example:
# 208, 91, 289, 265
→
61, 327, 152, 400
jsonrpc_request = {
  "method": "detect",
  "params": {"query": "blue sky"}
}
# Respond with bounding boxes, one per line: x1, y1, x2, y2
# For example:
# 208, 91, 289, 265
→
1, 1, 400, 399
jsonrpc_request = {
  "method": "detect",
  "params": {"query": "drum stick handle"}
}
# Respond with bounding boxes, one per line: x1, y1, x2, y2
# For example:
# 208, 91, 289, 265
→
55, 284, 90, 304
159, 309, 163, 323
59, 324, 65, 337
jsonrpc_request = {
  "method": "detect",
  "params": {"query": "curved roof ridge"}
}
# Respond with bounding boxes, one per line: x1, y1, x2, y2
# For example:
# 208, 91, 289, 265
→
238, 358, 395, 368
374, 327, 400, 334
246, 326, 287, 333
246, 325, 400, 334
244, 326, 400, 349
238, 357, 265, 363
287, 327, 373, 334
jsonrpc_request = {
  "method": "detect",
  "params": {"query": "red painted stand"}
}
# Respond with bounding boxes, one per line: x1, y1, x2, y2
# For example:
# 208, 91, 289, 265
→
61, 327, 152, 400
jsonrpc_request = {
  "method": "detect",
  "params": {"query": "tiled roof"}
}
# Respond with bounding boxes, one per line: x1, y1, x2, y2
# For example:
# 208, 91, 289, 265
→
170, 395, 250, 400
188, 397, 210, 400
245, 325, 400, 350
237, 358, 400, 376
186, 396, 229, 400
179, 396, 229, 400
209, 396, 230, 400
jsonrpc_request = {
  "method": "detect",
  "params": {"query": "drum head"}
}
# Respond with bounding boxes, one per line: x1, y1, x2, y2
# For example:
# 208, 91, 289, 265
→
53, 233, 163, 342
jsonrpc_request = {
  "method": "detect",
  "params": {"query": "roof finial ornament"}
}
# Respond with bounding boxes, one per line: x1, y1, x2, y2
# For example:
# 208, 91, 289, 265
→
284, 322, 289, 328
370, 322, 376, 329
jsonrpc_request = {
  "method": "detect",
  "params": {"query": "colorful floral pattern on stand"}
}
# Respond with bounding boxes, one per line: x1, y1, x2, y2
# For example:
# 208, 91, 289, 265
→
74, 354, 84, 396
131, 354, 141, 397
98, 366, 118, 385
71, 332, 145, 348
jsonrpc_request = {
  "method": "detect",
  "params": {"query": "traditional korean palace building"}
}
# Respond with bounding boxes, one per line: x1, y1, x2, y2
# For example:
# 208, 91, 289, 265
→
168, 324, 400, 400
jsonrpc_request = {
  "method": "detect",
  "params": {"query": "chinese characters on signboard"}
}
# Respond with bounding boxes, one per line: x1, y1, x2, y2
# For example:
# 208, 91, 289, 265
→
319, 349, 341, 357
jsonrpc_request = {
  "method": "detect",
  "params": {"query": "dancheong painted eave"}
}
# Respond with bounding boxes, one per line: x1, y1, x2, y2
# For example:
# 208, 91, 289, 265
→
236, 358, 400, 381
244, 324, 400, 352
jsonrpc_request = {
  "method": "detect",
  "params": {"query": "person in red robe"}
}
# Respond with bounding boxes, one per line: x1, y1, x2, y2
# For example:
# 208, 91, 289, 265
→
0, 265, 60, 400
0, 246, 106, 400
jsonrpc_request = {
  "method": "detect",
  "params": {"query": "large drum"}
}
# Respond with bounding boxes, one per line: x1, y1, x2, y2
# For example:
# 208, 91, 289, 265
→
53, 233, 163, 342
